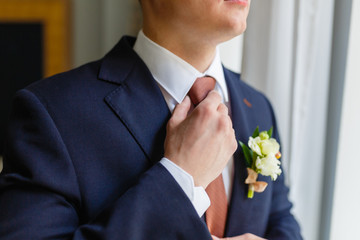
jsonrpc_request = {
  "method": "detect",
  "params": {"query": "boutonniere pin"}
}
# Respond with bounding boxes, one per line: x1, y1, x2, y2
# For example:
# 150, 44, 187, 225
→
239, 126, 282, 198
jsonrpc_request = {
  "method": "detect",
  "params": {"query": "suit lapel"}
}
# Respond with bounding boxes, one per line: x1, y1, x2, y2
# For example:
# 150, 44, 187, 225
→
223, 68, 256, 236
100, 37, 171, 164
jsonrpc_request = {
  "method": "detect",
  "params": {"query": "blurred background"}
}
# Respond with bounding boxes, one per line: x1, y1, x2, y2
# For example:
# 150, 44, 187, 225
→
0, 0, 359, 239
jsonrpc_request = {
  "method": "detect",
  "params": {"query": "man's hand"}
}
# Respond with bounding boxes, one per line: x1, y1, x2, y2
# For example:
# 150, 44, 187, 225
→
164, 91, 237, 189
212, 233, 267, 240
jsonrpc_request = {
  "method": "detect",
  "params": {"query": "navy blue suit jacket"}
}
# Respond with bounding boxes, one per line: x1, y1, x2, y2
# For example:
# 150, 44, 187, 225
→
0, 36, 302, 239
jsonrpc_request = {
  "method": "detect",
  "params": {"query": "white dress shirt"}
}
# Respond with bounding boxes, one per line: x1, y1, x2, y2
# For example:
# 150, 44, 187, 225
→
133, 30, 234, 217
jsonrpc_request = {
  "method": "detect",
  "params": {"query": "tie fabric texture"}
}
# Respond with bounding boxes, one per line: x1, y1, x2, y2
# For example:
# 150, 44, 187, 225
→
188, 76, 228, 237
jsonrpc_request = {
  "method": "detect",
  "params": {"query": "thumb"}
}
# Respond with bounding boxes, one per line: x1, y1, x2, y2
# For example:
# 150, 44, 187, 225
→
170, 96, 191, 125
212, 236, 222, 240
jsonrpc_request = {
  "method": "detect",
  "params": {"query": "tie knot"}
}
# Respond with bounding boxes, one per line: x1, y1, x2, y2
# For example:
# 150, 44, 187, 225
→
188, 76, 216, 106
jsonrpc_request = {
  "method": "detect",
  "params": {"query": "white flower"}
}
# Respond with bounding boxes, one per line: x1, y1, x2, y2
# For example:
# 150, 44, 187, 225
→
255, 154, 282, 181
248, 136, 280, 157
259, 138, 280, 156
248, 137, 262, 156
259, 131, 269, 140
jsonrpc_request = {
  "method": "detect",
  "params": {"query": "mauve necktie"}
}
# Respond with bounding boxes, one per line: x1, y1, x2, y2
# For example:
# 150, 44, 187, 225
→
188, 76, 228, 238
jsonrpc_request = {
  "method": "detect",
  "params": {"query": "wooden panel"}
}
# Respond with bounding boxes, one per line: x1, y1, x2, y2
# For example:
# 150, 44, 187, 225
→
0, 0, 71, 77
0, 0, 71, 155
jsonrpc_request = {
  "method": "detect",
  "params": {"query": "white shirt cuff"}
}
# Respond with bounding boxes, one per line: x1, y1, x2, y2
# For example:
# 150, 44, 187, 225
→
160, 157, 210, 217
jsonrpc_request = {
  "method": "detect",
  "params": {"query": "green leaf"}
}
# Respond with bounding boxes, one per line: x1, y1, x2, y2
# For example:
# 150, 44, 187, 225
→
268, 126, 273, 138
252, 126, 259, 138
252, 152, 258, 169
239, 141, 253, 168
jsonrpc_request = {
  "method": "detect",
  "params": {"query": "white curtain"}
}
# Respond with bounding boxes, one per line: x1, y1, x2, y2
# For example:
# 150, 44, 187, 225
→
330, 1, 360, 238
242, 0, 335, 239
72, 0, 142, 68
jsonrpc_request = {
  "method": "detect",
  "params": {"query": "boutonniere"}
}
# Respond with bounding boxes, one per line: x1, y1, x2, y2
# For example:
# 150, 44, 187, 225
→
239, 126, 282, 198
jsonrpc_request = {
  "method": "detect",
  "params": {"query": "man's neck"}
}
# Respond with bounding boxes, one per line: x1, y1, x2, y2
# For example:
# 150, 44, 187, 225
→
142, 28, 217, 73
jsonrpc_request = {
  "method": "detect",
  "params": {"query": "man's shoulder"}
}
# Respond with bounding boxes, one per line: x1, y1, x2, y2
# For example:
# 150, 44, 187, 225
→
25, 36, 139, 99
223, 67, 269, 103
25, 60, 102, 97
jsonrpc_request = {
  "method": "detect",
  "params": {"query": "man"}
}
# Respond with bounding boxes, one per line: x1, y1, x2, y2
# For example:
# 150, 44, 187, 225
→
0, 0, 302, 239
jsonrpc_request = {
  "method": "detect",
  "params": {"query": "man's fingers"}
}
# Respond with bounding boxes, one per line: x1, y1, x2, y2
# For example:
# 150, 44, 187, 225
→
214, 233, 267, 240
200, 90, 222, 108
217, 103, 228, 115
169, 96, 191, 126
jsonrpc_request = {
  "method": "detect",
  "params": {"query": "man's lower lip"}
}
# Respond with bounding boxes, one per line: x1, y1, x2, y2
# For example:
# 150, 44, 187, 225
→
224, 0, 248, 6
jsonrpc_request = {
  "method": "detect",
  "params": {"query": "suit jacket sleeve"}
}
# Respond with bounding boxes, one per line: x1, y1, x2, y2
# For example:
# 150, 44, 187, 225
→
263, 97, 302, 240
0, 89, 212, 239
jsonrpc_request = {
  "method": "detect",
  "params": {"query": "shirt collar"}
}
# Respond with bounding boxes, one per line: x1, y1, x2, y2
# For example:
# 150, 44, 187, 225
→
133, 30, 228, 104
